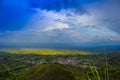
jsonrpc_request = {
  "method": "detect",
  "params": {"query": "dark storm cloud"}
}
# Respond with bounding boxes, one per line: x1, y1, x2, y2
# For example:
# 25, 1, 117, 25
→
29, 0, 102, 14
99, 1, 120, 33
30, 0, 80, 11
108, 20, 120, 33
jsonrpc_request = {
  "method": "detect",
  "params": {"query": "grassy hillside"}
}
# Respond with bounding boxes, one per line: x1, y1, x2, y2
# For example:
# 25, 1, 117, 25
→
25, 63, 82, 80
23, 63, 120, 80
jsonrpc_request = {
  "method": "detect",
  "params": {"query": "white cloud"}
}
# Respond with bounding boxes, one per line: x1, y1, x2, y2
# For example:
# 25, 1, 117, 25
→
1, 2, 120, 46
25, 9, 67, 31
43, 22, 70, 31
25, 8, 98, 31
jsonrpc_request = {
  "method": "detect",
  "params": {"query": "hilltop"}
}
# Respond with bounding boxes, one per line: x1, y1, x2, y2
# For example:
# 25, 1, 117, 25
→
25, 63, 82, 80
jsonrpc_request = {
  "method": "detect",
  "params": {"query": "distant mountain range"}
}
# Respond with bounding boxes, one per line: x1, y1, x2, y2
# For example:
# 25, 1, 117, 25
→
0, 43, 120, 50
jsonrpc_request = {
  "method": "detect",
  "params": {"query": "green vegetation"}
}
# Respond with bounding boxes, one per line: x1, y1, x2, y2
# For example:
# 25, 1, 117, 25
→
87, 63, 101, 80
0, 49, 120, 80
25, 63, 80, 80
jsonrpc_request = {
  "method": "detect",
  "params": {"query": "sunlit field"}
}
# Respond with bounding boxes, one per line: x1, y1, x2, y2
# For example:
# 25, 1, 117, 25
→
5, 49, 91, 55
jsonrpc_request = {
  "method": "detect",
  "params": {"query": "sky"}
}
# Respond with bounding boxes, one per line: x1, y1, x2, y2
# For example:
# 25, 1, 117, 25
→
0, 0, 120, 48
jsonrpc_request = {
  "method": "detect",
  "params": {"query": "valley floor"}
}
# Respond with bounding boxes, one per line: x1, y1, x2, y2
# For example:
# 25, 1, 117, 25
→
0, 49, 120, 80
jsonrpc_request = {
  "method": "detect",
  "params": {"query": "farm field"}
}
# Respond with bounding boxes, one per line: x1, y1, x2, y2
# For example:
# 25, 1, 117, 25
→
4, 49, 92, 55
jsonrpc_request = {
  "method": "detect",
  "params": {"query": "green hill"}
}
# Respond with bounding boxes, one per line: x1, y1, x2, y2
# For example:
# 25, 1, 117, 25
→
25, 63, 81, 80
